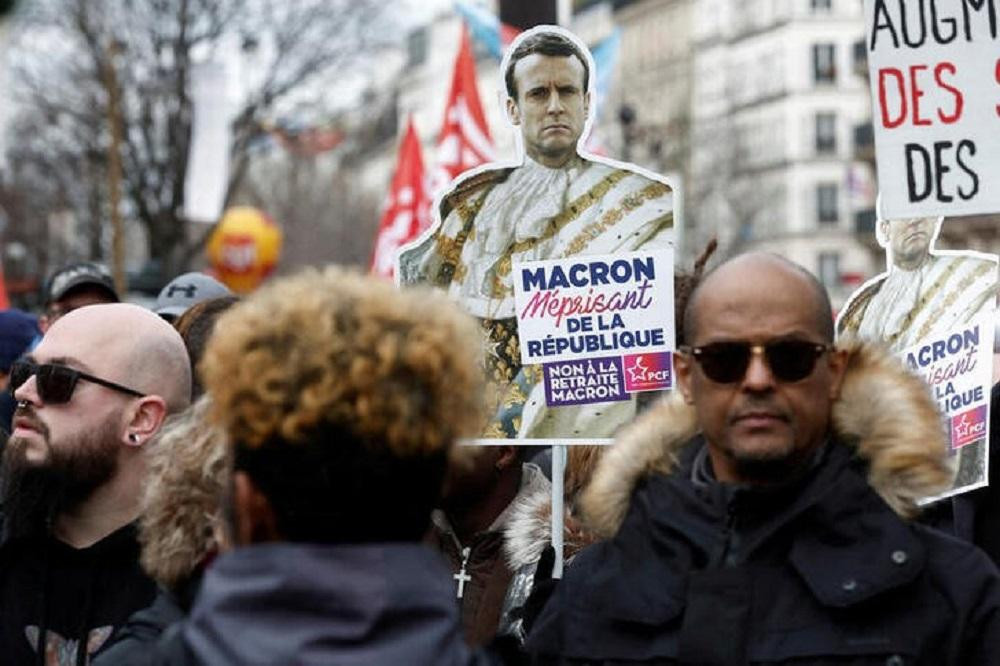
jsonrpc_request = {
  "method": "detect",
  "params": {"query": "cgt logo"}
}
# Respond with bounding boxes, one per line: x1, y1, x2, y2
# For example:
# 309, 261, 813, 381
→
220, 235, 258, 273
950, 405, 987, 450
623, 352, 672, 392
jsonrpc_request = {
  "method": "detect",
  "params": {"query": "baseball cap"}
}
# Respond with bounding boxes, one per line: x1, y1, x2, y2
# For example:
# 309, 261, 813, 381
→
0, 309, 40, 374
44, 262, 119, 306
155, 272, 232, 319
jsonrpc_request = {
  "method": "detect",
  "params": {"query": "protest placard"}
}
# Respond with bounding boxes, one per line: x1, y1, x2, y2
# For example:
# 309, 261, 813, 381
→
514, 248, 675, 409
838, 216, 998, 353
863, 0, 1000, 218
903, 314, 993, 498
394, 23, 677, 577
837, 207, 998, 500
397, 25, 675, 444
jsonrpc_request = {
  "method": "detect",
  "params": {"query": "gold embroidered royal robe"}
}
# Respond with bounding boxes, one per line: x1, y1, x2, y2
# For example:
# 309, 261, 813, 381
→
398, 156, 674, 440
838, 254, 999, 352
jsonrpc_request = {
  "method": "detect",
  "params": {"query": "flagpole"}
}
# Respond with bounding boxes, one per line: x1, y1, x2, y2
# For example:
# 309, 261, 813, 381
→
551, 443, 566, 578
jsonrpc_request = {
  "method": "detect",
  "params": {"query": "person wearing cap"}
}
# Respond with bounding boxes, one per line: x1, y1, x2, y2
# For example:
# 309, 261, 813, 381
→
154, 272, 231, 323
0, 308, 41, 436
40, 262, 120, 332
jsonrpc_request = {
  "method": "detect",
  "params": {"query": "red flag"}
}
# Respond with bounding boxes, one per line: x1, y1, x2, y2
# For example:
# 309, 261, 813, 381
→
431, 26, 495, 193
500, 23, 521, 49
0, 260, 10, 309
370, 117, 430, 278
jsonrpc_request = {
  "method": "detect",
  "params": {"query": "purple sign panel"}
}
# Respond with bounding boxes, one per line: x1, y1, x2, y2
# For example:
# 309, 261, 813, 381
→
543, 356, 627, 407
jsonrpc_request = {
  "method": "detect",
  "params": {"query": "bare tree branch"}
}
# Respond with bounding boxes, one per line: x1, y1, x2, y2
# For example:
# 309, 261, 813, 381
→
3, 0, 400, 282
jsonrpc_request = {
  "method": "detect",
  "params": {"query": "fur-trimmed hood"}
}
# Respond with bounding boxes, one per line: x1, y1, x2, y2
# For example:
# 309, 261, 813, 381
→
504, 446, 607, 570
139, 396, 231, 589
580, 341, 953, 538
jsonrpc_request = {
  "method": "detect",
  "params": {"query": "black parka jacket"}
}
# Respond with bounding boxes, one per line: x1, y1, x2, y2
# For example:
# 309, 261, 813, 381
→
525, 343, 1000, 665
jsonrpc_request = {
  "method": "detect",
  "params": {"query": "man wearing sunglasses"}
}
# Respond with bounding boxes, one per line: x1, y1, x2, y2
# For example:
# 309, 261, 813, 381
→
0, 303, 191, 665
525, 253, 1000, 664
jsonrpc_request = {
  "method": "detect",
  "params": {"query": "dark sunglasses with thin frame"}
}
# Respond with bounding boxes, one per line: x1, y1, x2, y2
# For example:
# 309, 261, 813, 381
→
9, 360, 145, 405
679, 340, 832, 384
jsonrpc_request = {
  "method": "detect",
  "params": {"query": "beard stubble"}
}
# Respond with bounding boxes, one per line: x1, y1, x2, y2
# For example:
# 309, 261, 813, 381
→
1, 405, 120, 540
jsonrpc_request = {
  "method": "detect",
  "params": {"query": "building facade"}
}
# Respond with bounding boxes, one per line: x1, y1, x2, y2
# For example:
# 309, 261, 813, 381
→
687, 0, 878, 306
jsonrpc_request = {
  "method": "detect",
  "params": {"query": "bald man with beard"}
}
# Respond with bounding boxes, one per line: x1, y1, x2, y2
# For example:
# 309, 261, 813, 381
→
0, 304, 191, 666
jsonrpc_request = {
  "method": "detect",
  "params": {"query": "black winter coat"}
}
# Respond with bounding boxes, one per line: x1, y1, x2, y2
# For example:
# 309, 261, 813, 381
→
0, 523, 156, 666
91, 576, 200, 666
525, 440, 1000, 665
921, 382, 1000, 567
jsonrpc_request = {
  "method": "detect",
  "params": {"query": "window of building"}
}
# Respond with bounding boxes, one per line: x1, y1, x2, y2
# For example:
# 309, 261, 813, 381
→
813, 43, 836, 84
817, 183, 839, 224
406, 28, 428, 68
815, 112, 836, 154
852, 38, 866, 70
811, 0, 832, 12
818, 252, 840, 288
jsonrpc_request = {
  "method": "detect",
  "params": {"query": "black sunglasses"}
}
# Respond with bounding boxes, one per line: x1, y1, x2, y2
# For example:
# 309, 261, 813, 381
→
9, 360, 145, 404
679, 340, 832, 384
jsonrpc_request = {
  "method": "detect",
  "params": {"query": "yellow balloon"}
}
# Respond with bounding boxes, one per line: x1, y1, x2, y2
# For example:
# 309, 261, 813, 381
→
207, 207, 283, 294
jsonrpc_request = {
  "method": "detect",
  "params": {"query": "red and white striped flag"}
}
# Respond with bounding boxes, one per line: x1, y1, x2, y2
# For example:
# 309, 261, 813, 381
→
370, 117, 430, 278
430, 25, 495, 195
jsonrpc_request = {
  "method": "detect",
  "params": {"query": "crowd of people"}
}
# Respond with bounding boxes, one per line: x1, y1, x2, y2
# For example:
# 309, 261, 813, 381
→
1, 24, 999, 666
0, 249, 998, 665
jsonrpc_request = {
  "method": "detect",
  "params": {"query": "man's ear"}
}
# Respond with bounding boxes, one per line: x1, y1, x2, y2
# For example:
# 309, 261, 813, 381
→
123, 396, 168, 447
506, 96, 521, 126
674, 351, 695, 405
583, 90, 591, 119
497, 445, 519, 472
827, 347, 850, 401
878, 220, 890, 247
233, 471, 281, 546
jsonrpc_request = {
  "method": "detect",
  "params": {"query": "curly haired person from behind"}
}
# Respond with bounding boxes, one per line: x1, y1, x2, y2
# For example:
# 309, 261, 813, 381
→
148, 267, 501, 666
